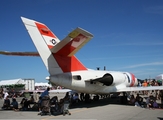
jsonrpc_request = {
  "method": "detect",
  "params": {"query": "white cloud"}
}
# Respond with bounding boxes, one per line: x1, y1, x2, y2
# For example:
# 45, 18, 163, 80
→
124, 62, 163, 69
93, 42, 163, 47
81, 54, 163, 60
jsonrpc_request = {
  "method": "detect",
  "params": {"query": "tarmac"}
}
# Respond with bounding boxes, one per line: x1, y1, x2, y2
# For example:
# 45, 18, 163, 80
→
0, 92, 163, 120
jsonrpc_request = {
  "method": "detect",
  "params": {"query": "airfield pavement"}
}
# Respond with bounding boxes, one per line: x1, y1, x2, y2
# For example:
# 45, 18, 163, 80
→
0, 92, 163, 120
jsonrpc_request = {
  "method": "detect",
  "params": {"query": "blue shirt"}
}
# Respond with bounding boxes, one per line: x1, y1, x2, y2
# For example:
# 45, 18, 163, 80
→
40, 90, 49, 97
11, 101, 18, 109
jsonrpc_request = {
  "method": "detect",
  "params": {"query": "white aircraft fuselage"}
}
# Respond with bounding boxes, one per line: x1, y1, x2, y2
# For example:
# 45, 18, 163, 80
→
50, 70, 138, 94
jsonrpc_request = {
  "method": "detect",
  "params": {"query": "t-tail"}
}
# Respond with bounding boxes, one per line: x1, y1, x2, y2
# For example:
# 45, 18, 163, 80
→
21, 17, 93, 75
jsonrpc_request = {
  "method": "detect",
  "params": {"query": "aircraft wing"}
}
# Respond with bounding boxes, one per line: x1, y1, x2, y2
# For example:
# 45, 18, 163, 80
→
49, 89, 72, 93
21, 89, 71, 93
21, 90, 44, 93
117, 86, 163, 92
0, 51, 39, 56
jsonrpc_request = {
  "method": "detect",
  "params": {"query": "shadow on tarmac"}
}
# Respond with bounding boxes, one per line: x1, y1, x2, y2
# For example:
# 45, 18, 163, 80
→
157, 117, 163, 120
70, 97, 124, 109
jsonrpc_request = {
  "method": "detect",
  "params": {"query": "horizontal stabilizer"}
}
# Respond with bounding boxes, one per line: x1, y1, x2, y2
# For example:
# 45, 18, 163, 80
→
51, 27, 93, 56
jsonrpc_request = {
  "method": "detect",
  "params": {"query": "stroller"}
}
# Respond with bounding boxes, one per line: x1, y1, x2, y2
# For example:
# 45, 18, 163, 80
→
40, 95, 51, 116
62, 102, 71, 116
50, 96, 60, 115
62, 92, 71, 116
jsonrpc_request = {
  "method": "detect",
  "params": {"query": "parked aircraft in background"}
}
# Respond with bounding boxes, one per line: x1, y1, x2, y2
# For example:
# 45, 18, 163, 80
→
1, 17, 163, 94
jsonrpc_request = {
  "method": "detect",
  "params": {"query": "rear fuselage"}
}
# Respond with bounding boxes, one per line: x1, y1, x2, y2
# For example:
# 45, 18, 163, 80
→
49, 69, 138, 94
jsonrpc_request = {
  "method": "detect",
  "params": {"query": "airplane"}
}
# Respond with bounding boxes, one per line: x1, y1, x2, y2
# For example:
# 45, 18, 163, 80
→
1, 17, 163, 94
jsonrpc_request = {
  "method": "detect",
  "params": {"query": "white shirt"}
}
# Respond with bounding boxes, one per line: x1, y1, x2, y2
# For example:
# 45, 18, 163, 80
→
4, 92, 9, 100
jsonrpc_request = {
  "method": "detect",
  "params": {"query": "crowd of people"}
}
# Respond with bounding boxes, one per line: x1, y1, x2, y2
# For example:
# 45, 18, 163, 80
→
0, 79, 163, 115
0, 86, 101, 116
1, 90, 35, 111
129, 79, 163, 109
0, 87, 82, 116
1, 89, 23, 111
138, 79, 162, 87
128, 90, 163, 109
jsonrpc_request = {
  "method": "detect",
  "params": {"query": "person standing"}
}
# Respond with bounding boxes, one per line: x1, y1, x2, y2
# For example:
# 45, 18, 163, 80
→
40, 87, 50, 97
38, 87, 50, 115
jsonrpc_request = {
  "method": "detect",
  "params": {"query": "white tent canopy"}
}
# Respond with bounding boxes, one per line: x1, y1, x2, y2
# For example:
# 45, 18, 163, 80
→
35, 82, 52, 87
0, 78, 25, 86
155, 74, 163, 80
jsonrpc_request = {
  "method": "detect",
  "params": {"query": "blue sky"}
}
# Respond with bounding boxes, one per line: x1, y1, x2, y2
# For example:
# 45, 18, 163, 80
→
0, 0, 163, 82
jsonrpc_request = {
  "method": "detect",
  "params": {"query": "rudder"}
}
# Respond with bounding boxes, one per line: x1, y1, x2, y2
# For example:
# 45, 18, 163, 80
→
21, 17, 63, 75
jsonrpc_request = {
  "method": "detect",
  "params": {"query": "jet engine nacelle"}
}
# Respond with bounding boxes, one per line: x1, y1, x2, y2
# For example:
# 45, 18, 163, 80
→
97, 73, 113, 86
97, 72, 138, 87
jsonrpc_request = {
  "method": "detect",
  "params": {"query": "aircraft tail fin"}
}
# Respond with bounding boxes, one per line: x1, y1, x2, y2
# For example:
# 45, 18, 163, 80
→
21, 17, 93, 74
52, 27, 93, 72
21, 17, 62, 75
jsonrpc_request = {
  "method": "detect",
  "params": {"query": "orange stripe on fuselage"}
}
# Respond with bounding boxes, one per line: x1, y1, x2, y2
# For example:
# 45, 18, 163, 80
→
130, 73, 136, 87
35, 22, 56, 38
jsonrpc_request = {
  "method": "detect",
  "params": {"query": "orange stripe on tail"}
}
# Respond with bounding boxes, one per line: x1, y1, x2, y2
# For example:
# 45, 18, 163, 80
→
35, 22, 57, 38
53, 54, 87, 72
